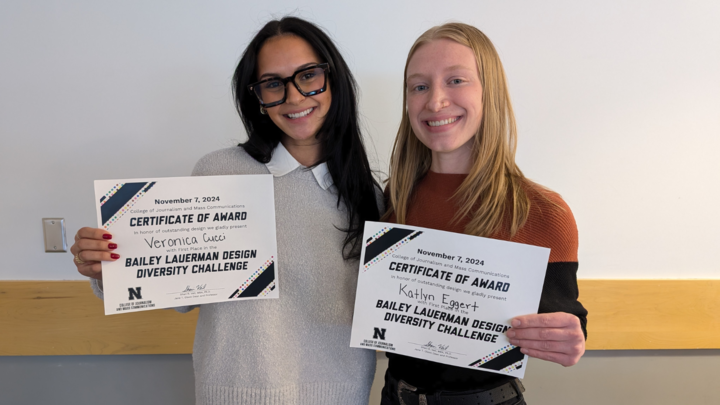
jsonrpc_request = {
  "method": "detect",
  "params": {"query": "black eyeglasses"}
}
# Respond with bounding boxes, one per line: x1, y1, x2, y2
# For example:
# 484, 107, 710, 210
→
248, 63, 330, 108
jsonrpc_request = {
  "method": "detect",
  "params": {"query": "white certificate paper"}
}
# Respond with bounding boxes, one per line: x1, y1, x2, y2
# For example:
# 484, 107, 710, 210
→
94, 175, 278, 315
350, 222, 550, 378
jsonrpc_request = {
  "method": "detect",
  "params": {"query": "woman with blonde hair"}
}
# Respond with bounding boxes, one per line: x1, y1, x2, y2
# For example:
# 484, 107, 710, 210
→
381, 23, 587, 405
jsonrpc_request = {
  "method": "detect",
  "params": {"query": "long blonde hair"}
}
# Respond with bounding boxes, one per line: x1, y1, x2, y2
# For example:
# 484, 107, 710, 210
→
384, 23, 530, 237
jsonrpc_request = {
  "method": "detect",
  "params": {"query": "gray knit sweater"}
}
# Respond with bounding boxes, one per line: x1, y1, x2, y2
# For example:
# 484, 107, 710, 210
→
92, 146, 376, 405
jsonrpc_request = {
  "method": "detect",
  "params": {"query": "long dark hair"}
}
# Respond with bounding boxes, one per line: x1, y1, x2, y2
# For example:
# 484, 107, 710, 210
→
232, 16, 380, 260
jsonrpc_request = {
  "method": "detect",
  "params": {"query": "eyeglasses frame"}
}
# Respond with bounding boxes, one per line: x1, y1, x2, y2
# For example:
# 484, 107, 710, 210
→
247, 63, 330, 108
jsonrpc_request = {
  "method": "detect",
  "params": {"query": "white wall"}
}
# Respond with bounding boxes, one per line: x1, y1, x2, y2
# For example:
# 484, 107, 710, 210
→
1, 0, 719, 280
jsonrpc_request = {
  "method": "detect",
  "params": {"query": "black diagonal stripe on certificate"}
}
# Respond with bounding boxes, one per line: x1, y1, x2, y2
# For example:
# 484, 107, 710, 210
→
238, 263, 275, 298
363, 228, 416, 265
101, 182, 149, 225
141, 181, 156, 193
470, 347, 524, 371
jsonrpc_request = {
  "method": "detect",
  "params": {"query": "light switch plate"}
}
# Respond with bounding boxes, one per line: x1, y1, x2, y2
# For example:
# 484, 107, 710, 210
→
43, 218, 67, 252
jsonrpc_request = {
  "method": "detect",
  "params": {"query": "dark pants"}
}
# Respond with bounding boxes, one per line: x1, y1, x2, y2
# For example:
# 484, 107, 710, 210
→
380, 369, 527, 405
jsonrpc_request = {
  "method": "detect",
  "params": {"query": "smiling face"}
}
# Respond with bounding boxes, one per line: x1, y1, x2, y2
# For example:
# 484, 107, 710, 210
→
256, 35, 332, 148
405, 39, 483, 173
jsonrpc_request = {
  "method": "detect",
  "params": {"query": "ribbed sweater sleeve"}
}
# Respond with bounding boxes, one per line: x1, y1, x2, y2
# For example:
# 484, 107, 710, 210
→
541, 262, 587, 338
506, 184, 587, 338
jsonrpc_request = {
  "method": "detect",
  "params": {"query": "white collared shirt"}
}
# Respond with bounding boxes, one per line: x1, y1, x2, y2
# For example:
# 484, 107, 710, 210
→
265, 142, 334, 191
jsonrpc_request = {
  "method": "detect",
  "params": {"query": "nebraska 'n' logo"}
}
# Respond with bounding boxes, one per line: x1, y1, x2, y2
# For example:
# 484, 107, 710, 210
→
373, 327, 386, 340
128, 287, 142, 300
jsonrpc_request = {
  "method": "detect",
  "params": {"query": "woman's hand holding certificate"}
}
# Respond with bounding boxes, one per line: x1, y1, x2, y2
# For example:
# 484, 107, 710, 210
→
508, 312, 586, 367
71, 227, 116, 280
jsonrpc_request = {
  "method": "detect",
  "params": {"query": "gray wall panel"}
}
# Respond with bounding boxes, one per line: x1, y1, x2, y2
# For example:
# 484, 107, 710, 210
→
0, 355, 194, 405
3, 351, 719, 404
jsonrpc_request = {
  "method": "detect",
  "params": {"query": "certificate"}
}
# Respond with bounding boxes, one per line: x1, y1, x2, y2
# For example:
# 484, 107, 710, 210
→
350, 221, 549, 378
94, 175, 277, 315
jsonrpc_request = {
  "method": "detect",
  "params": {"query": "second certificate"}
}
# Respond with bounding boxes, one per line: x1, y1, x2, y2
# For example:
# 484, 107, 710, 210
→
350, 221, 550, 379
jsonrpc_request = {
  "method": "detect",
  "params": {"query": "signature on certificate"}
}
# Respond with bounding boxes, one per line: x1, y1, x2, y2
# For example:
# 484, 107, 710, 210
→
182, 284, 208, 293
421, 341, 450, 351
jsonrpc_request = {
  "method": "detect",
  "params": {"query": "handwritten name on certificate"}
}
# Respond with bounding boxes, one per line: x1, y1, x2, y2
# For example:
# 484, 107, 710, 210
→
350, 222, 550, 378
94, 175, 278, 315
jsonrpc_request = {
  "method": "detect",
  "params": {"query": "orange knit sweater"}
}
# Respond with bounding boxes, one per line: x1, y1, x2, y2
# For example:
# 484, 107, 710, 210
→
391, 170, 578, 263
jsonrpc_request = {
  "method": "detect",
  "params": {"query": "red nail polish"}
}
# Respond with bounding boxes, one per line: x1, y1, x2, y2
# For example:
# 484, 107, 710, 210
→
108, 243, 118, 249
102, 234, 113, 240
111, 253, 120, 259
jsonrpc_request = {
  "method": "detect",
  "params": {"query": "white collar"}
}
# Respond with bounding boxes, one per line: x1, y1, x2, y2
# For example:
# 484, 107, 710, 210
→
265, 142, 334, 191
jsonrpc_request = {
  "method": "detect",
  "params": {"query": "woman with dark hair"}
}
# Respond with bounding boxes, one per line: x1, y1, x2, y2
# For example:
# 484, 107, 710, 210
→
381, 23, 587, 404
71, 17, 380, 405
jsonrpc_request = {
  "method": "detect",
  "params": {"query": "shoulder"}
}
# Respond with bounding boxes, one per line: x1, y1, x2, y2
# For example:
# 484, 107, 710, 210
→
191, 146, 268, 176
519, 180, 578, 263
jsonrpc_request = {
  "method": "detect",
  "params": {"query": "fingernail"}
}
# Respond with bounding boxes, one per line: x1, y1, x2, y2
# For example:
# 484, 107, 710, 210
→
111, 253, 120, 259
520, 348, 528, 354
507, 330, 515, 338
510, 339, 518, 345
103, 234, 113, 240
108, 243, 118, 250
512, 319, 521, 327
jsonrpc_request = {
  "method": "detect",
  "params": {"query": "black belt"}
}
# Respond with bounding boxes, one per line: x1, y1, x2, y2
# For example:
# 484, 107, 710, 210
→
397, 379, 525, 405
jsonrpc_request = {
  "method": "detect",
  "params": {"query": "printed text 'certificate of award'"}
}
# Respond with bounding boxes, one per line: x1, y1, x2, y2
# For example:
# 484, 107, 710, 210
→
350, 222, 549, 378
94, 175, 277, 315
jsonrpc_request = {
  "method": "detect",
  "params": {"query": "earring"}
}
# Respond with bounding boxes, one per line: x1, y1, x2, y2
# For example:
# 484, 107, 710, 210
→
260, 106, 267, 115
